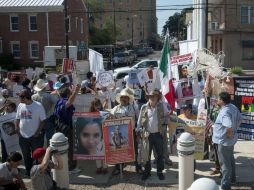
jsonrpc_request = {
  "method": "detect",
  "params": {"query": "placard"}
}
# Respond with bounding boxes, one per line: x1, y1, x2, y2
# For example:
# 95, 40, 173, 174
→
0, 113, 21, 154
96, 71, 114, 88
234, 77, 254, 140
169, 115, 205, 160
137, 69, 149, 87
62, 58, 75, 73
103, 117, 134, 165
134, 89, 142, 100
73, 112, 105, 160
128, 70, 140, 85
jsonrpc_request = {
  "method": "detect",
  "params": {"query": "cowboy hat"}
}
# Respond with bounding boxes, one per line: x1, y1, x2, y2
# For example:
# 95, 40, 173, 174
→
115, 88, 134, 104
33, 79, 48, 92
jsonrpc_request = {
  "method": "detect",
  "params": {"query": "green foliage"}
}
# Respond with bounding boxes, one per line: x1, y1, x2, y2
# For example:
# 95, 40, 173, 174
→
162, 9, 188, 40
230, 66, 243, 75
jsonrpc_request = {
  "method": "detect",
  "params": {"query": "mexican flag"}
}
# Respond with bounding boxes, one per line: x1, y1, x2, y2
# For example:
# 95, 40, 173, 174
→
159, 34, 175, 110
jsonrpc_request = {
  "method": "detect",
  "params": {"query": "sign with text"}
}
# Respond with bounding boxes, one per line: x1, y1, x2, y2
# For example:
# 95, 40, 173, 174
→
169, 115, 205, 160
96, 71, 114, 88
103, 117, 134, 165
0, 113, 20, 154
170, 53, 193, 65
73, 112, 105, 160
234, 77, 254, 140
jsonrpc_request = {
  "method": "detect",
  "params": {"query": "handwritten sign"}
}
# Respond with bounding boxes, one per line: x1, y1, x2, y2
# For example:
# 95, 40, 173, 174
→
134, 89, 142, 100
96, 71, 114, 88
128, 70, 140, 84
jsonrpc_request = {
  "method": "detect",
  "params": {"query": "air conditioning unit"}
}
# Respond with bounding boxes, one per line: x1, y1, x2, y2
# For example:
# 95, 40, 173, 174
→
211, 22, 219, 31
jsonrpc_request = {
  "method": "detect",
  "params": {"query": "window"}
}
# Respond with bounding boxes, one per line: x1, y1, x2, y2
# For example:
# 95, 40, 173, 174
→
29, 41, 39, 59
75, 17, 78, 29
10, 15, 19, 31
10, 41, 20, 58
67, 16, 71, 32
80, 18, 84, 34
242, 41, 254, 60
29, 15, 37, 31
241, 6, 254, 24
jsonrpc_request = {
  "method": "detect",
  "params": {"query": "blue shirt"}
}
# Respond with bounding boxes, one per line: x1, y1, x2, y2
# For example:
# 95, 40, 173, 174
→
212, 103, 242, 146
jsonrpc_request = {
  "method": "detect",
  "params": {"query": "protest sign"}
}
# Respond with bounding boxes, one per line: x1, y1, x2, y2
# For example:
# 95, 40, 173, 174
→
197, 109, 208, 127
25, 68, 34, 80
234, 77, 254, 140
96, 71, 114, 88
137, 69, 149, 86
134, 89, 142, 100
103, 117, 134, 165
73, 112, 105, 160
62, 58, 75, 73
169, 115, 205, 160
128, 70, 140, 84
0, 113, 20, 154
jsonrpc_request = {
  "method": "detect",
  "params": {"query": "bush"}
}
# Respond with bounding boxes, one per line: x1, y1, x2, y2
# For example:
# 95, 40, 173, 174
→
229, 66, 243, 75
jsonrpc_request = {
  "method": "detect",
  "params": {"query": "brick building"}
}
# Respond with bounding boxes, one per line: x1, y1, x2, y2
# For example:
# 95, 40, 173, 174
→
208, 0, 254, 69
91, 0, 157, 47
0, 0, 88, 66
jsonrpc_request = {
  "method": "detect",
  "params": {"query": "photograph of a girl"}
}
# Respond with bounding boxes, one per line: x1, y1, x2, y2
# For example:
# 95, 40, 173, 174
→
75, 117, 104, 156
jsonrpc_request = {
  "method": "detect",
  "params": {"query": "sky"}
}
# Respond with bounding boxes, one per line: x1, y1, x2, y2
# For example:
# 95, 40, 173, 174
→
156, 0, 192, 35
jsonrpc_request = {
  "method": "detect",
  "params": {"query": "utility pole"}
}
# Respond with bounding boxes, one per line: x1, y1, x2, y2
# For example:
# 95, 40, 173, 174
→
131, 17, 134, 47
205, 0, 208, 48
64, 0, 69, 58
113, 0, 116, 51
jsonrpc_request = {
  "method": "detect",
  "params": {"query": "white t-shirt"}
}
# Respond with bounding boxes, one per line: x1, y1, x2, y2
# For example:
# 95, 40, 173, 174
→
0, 162, 18, 181
16, 101, 46, 138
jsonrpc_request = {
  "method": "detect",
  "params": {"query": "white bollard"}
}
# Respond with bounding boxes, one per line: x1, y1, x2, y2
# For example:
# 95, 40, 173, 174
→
50, 132, 69, 189
187, 178, 219, 190
177, 132, 196, 190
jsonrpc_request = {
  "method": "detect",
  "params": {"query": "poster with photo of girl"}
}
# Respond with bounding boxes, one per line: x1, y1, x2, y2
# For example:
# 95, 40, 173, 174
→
73, 112, 105, 160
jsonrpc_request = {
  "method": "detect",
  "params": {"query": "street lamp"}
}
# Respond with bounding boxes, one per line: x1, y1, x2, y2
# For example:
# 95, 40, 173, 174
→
131, 15, 137, 48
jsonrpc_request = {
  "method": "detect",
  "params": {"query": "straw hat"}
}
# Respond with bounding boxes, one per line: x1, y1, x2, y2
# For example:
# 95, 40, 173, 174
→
33, 79, 48, 92
115, 88, 134, 104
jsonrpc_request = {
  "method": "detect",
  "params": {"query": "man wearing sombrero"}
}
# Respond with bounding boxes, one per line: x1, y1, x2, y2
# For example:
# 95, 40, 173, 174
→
32, 79, 58, 143
137, 89, 168, 180
110, 87, 141, 175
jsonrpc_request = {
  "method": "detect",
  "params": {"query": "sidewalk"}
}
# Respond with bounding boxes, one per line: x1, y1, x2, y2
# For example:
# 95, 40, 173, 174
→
67, 140, 254, 189
22, 140, 254, 189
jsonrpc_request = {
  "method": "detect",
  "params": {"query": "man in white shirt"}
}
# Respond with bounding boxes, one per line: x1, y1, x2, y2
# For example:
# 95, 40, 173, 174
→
15, 89, 46, 176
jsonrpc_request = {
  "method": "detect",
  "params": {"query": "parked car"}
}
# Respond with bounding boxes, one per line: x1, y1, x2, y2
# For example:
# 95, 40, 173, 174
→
144, 47, 154, 54
127, 50, 137, 62
134, 48, 147, 57
132, 59, 158, 69
113, 52, 132, 67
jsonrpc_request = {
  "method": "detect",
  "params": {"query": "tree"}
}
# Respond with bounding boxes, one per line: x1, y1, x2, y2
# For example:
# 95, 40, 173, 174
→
162, 9, 188, 41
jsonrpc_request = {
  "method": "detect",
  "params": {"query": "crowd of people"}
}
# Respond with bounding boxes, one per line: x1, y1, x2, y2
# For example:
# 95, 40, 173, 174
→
0, 70, 242, 190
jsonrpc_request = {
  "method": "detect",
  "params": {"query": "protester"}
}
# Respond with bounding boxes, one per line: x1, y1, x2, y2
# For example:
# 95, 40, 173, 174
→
110, 87, 141, 175
89, 98, 108, 174
15, 89, 46, 176
97, 86, 116, 109
53, 84, 80, 173
0, 151, 26, 190
32, 79, 58, 143
30, 147, 64, 190
0, 102, 17, 162
137, 89, 168, 180
212, 92, 242, 190
81, 72, 94, 94
178, 104, 197, 120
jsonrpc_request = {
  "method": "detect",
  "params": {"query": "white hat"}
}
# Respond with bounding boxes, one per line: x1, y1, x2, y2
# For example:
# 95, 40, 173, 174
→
115, 88, 134, 104
33, 79, 48, 92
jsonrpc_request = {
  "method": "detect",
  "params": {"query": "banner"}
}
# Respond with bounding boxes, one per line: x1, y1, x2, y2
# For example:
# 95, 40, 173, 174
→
89, 49, 104, 74
234, 77, 254, 140
96, 71, 114, 88
103, 117, 134, 165
0, 113, 20, 154
73, 112, 105, 160
62, 58, 75, 73
169, 115, 205, 160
